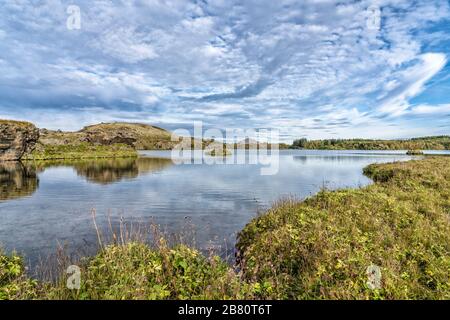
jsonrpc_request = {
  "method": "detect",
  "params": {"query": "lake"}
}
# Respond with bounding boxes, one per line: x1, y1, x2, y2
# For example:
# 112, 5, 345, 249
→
0, 150, 448, 268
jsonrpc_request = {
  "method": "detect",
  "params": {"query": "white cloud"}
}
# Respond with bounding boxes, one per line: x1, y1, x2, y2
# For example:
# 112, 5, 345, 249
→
92, 27, 158, 63
409, 104, 450, 115
378, 53, 447, 116
0, 0, 449, 140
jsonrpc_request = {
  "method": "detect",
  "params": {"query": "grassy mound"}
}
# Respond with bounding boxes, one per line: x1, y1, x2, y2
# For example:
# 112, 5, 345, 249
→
406, 150, 424, 155
236, 157, 450, 299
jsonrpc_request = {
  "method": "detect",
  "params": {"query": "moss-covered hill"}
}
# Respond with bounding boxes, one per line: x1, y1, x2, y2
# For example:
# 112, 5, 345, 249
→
80, 122, 174, 150
38, 122, 175, 150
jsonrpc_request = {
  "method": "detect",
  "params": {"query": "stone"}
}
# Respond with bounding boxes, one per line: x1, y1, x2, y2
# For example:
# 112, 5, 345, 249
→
0, 120, 40, 161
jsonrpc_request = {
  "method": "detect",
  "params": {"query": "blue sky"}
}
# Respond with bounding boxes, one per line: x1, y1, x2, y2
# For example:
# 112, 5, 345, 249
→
0, 0, 449, 141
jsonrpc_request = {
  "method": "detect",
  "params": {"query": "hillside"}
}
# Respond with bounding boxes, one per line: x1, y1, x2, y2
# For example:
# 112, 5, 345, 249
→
6, 120, 226, 160
39, 122, 175, 150
22, 122, 178, 160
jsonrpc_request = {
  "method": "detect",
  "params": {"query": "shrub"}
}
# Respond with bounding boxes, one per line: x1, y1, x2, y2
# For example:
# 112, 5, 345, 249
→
43, 242, 255, 300
0, 250, 38, 300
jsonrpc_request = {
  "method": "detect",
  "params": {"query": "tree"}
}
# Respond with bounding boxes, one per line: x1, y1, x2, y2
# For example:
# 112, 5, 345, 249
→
292, 138, 308, 148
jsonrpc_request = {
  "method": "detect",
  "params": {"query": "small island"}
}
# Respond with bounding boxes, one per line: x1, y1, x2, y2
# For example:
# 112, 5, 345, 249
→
205, 148, 232, 157
406, 150, 424, 155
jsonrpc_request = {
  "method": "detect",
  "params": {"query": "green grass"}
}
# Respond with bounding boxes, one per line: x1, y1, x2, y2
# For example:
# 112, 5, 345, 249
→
22, 142, 138, 160
1, 157, 449, 300
43, 242, 256, 300
0, 119, 36, 128
1, 243, 257, 300
0, 249, 38, 300
237, 157, 450, 299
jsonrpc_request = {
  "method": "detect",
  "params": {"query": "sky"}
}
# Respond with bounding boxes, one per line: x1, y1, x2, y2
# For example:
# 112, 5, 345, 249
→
0, 0, 449, 141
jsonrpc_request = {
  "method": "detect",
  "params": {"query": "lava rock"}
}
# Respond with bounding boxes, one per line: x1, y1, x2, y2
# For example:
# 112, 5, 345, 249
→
0, 120, 40, 161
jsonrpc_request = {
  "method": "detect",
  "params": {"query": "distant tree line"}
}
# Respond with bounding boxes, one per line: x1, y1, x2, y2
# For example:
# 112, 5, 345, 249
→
290, 136, 450, 150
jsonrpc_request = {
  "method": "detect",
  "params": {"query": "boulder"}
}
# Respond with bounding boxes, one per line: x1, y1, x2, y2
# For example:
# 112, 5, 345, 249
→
0, 120, 40, 161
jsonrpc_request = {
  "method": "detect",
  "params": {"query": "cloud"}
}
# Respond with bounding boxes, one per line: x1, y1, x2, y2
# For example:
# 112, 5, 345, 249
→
0, 0, 449, 140
91, 27, 159, 63
408, 104, 450, 115
377, 53, 447, 116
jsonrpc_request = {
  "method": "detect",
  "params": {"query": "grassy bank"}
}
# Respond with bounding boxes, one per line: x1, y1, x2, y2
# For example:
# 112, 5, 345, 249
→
37, 122, 175, 151
1, 157, 449, 299
237, 156, 450, 299
22, 142, 138, 160
0, 243, 256, 300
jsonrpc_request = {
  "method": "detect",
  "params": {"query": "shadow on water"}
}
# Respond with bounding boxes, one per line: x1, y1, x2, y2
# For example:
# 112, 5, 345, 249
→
0, 162, 39, 201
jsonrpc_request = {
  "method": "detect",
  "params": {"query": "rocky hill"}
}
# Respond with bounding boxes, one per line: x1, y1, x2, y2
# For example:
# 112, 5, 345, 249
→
39, 122, 176, 150
0, 120, 39, 161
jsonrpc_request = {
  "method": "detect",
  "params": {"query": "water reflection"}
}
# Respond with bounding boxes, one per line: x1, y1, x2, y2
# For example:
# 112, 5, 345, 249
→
36, 158, 173, 185
0, 157, 173, 201
292, 154, 418, 164
75, 158, 139, 184
67, 158, 171, 185
135, 158, 173, 176
0, 162, 39, 201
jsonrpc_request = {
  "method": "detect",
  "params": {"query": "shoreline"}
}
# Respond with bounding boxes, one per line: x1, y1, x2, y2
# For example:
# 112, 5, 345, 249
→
1, 156, 449, 299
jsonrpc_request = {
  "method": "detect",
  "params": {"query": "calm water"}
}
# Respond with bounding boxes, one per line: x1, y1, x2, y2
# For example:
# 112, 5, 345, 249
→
0, 150, 447, 267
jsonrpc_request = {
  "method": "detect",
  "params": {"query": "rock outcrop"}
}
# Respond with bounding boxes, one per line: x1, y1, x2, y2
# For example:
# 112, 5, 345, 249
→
37, 122, 177, 150
81, 127, 138, 146
79, 122, 173, 149
0, 120, 39, 161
